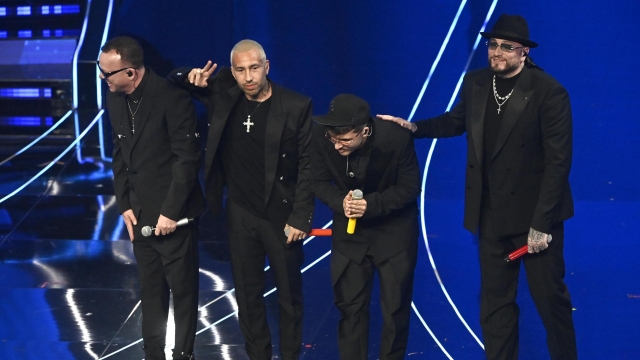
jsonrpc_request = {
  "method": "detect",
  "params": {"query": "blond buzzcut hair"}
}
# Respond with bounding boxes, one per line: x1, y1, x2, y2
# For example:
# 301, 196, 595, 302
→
230, 39, 267, 65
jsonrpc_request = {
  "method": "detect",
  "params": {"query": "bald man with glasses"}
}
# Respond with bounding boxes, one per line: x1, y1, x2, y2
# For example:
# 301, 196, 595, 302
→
99, 36, 204, 360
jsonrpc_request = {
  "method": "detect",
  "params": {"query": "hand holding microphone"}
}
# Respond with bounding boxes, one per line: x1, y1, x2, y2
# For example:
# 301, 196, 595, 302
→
284, 227, 332, 242
284, 224, 308, 244
504, 229, 553, 262
141, 217, 193, 237
345, 189, 365, 234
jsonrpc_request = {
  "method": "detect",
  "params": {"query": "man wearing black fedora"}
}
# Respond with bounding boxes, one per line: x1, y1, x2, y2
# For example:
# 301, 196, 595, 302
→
311, 94, 421, 360
379, 14, 578, 360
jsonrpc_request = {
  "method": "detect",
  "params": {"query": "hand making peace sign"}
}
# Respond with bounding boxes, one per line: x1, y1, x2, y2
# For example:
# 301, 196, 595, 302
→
187, 60, 218, 87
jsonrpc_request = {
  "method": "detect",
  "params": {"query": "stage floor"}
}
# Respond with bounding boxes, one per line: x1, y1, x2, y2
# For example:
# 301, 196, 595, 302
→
1, 151, 638, 359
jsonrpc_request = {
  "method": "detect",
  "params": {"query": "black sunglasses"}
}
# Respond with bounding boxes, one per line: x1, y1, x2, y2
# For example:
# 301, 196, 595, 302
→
486, 41, 524, 53
96, 61, 130, 78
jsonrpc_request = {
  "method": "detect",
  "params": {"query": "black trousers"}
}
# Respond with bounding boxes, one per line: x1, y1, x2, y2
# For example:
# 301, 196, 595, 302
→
227, 201, 304, 360
331, 243, 417, 360
132, 220, 200, 360
479, 206, 577, 360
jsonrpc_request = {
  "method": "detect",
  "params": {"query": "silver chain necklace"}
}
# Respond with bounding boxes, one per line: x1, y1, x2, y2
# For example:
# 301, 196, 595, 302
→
127, 97, 143, 134
243, 98, 264, 133
492, 75, 514, 114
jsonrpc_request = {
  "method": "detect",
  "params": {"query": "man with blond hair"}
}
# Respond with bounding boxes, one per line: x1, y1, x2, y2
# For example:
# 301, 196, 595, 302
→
170, 40, 314, 360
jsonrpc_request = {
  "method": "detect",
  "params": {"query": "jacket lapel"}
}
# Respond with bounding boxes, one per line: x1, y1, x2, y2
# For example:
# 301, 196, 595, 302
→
204, 85, 242, 182
470, 72, 491, 166
490, 67, 534, 160
129, 70, 158, 150
264, 83, 285, 204
114, 93, 133, 163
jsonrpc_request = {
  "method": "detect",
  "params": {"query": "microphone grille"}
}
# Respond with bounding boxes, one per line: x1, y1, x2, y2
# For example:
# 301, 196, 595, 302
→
141, 226, 152, 237
352, 189, 363, 200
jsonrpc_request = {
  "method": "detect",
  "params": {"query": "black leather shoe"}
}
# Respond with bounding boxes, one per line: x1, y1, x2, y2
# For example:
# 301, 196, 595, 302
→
143, 344, 166, 360
172, 349, 195, 360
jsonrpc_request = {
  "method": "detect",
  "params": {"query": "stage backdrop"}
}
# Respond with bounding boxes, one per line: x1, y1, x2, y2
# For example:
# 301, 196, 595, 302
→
108, 0, 640, 205
105, 0, 639, 357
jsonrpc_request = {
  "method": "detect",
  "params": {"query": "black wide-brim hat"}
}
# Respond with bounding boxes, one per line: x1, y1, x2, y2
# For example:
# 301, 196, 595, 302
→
480, 13, 538, 48
314, 94, 371, 127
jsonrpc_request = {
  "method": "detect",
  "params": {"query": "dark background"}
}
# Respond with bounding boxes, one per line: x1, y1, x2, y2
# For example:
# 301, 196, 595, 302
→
109, 0, 640, 205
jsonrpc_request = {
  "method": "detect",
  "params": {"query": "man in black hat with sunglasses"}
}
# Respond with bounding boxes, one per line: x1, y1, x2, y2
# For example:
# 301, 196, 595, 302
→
311, 94, 421, 360
379, 14, 577, 360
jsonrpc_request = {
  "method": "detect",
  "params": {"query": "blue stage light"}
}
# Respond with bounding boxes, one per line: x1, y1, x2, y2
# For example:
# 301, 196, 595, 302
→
43, 29, 51, 37
17, 6, 31, 16
0, 31, 7, 39
0, 88, 54, 98
1, 88, 38, 98
59, 5, 81, 14
0, 116, 52, 126
41, 5, 81, 15
0, 110, 104, 205
18, 30, 32, 38
0, 7, 6, 16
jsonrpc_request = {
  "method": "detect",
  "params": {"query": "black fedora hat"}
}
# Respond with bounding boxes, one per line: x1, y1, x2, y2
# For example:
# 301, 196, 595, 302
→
314, 94, 371, 127
480, 14, 538, 48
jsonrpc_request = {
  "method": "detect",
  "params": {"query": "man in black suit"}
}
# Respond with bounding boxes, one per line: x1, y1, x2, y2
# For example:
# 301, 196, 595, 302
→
100, 36, 204, 360
311, 94, 421, 360
379, 14, 577, 360
168, 39, 314, 360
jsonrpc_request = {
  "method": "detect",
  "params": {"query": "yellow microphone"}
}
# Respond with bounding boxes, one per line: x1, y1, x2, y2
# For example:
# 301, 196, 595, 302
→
347, 189, 363, 234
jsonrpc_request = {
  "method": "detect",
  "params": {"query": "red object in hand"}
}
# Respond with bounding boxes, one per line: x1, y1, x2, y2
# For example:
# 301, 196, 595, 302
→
504, 245, 528, 262
309, 229, 332, 237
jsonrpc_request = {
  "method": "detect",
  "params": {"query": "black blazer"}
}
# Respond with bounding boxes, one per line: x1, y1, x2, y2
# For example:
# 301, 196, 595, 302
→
108, 69, 205, 226
311, 118, 421, 263
414, 66, 573, 236
168, 67, 315, 232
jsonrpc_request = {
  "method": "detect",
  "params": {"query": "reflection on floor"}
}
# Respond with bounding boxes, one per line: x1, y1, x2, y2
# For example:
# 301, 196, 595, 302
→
0, 152, 638, 359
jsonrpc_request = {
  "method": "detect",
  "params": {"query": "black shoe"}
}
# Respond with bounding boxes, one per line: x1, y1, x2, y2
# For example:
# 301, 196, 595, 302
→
172, 349, 195, 360
143, 344, 166, 360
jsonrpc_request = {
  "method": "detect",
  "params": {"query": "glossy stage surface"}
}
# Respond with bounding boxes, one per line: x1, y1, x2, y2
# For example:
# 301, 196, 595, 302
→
1, 142, 639, 360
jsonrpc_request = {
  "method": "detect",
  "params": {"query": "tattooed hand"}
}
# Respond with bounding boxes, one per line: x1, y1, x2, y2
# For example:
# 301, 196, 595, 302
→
528, 228, 553, 253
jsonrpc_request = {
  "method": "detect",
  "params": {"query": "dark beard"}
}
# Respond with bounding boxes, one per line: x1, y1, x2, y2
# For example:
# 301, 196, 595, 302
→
489, 57, 521, 76
491, 62, 520, 75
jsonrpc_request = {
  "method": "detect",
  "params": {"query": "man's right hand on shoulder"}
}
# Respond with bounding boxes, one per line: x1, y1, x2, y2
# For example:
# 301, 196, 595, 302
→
377, 114, 417, 133
187, 60, 217, 87
122, 209, 137, 242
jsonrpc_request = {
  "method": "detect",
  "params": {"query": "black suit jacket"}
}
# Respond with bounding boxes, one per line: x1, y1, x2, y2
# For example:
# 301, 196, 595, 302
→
414, 66, 573, 236
108, 69, 205, 227
168, 67, 315, 233
311, 119, 421, 263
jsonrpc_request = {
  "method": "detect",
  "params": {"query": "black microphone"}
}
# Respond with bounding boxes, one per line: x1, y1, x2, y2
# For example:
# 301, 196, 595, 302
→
141, 218, 193, 237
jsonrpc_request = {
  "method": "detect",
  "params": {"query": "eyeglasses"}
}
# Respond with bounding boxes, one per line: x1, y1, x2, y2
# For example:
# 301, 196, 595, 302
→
486, 41, 524, 53
96, 61, 130, 78
325, 128, 364, 146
